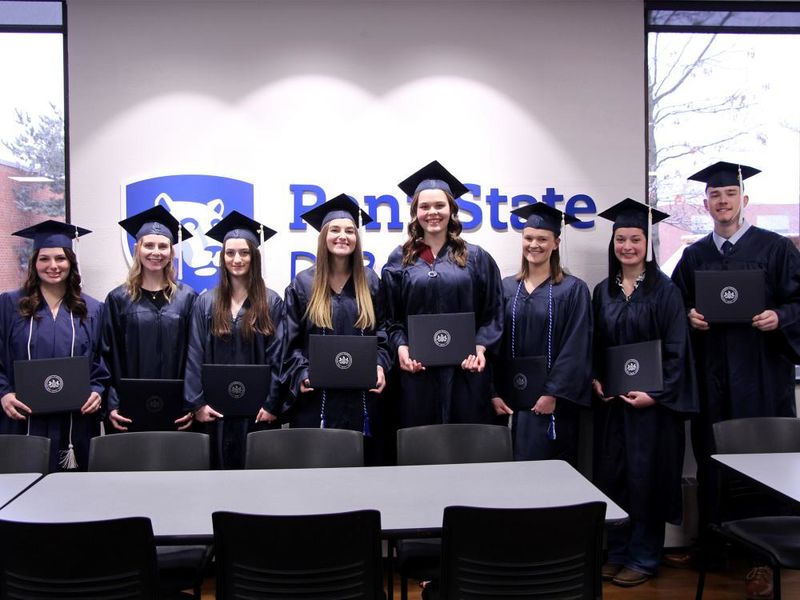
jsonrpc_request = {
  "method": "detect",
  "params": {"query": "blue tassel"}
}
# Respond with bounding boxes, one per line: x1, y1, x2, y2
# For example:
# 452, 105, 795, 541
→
547, 415, 557, 440
362, 411, 372, 438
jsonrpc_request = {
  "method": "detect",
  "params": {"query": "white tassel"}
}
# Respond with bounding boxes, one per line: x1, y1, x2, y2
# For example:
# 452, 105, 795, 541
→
58, 413, 78, 470
259, 226, 266, 281
738, 164, 745, 226
646, 206, 653, 263
559, 214, 567, 268
73, 227, 81, 277
177, 226, 183, 280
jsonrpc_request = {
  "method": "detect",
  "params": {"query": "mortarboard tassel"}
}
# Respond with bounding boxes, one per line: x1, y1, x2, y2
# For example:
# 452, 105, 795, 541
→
646, 206, 653, 263
73, 226, 81, 277
259, 226, 266, 282
738, 164, 745, 226
177, 226, 183, 280
547, 414, 557, 440
560, 213, 567, 268
361, 392, 372, 437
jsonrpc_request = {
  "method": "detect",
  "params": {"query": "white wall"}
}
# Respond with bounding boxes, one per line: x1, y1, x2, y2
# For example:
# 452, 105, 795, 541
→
67, 0, 645, 298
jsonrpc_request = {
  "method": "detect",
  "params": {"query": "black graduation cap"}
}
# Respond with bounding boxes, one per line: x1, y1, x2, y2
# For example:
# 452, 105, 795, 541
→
12, 220, 91, 250
118, 205, 193, 244
398, 160, 469, 199
300, 194, 373, 232
597, 198, 669, 263
510, 202, 582, 236
205, 211, 277, 246
687, 161, 760, 189
597, 198, 669, 231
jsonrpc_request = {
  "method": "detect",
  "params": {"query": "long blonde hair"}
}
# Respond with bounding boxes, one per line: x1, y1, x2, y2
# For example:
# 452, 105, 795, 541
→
401, 188, 468, 267
125, 238, 178, 302
305, 223, 375, 330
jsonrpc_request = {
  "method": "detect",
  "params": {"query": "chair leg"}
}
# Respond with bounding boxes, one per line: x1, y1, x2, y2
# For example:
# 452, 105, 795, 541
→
695, 568, 706, 600
400, 573, 408, 600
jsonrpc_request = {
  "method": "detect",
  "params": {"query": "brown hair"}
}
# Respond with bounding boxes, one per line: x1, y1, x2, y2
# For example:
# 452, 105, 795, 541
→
18, 247, 88, 320
401, 188, 468, 267
125, 238, 178, 302
304, 223, 375, 330
211, 238, 274, 340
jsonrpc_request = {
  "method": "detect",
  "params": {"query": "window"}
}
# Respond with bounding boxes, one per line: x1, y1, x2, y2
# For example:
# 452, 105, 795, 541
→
0, 1, 65, 289
646, 2, 800, 272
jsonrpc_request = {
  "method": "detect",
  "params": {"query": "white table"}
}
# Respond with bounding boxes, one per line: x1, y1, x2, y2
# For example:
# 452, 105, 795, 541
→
713, 452, 800, 505
0, 473, 41, 509
0, 461, 626, 542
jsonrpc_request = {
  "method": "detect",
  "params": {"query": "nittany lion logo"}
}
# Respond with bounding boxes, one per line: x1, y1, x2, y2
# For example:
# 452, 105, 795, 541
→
123, 175, 255, 293
433, 329, 451, 348
228, 381, 246, 399
720, 286, 739, 305
335, 352, 353, 370
145, 395, 164, 413
624, 359, 640, 377
513, 373, 528, 391
44, 375, 63, 394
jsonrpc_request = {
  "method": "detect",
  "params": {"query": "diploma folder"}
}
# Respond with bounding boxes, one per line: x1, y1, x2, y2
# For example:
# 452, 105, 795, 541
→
408, 312, 476, 367
503, 356, 548, 410
201, 364, 271, 417
308, 335, 377, 390
117, 378, 184, 431
603, 340, 663, 397
695, 270, 765, 323
14, 356, 90, 414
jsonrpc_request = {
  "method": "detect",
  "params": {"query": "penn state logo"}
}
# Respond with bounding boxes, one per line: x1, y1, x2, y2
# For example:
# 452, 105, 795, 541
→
720, 286, 739, 305
624, 359, 640, 377
335, 352, 353, 370
513, 373, 528, 391
145, 395, 164, 413
43, 375, 63, 394
433, 329, 451, 348
228, 381, 246, 399
123, 175, 255, 293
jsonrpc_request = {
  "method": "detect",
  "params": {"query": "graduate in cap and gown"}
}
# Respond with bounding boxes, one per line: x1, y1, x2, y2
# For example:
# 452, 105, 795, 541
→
671, 163, 800, 580
489, 202, 592, 464
282, 195, 392, 463
381, 161, 503, 426
0, 221, 108, 471
102, 205, 197, 432
592, 198, 698, 586
183, 211, 285, 469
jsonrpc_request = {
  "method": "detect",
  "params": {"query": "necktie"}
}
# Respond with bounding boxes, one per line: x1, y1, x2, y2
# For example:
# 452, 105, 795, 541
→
721, 240, 734, 256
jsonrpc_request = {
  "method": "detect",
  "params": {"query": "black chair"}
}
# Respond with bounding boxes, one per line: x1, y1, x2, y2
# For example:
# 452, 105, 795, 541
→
89, 431, 212, 599
0, 435, 50, 474
0, 516, 159, 599
88, 431, 210, 471
245, 427, 364, 469
396, 423, 512, 466
395, 424, 513, 600
213, 509, 384, 599
695, 417, 800, 600
423, 502, 606, 600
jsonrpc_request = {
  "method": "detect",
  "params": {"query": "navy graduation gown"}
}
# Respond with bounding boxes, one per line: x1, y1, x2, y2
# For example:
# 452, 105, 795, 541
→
592, 271, 698, 524
101, 283, 197, 415
381, 241, 503, 427
0, 289, 108, 472
282, 266, 392, 436
492, 274, 592, 463
671, 227, 800, 455
183, 289, 285, 469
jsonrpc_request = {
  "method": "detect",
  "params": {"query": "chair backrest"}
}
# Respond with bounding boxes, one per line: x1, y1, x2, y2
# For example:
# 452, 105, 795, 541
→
213, 509, 383, 599
713, 417, 800, 454
0, 435, 50, 474
88, 431, 210, 471
396, 424, 512, 465
438, 502, 606, 600
245, 428, 364, 469
0, 516, 159, 599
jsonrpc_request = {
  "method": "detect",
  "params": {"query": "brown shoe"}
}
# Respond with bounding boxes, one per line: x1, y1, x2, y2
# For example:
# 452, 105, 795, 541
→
601, 563, 623, 581
612, 567, 651, 587
745, 566, 774, 600
662, 551, 694, 569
